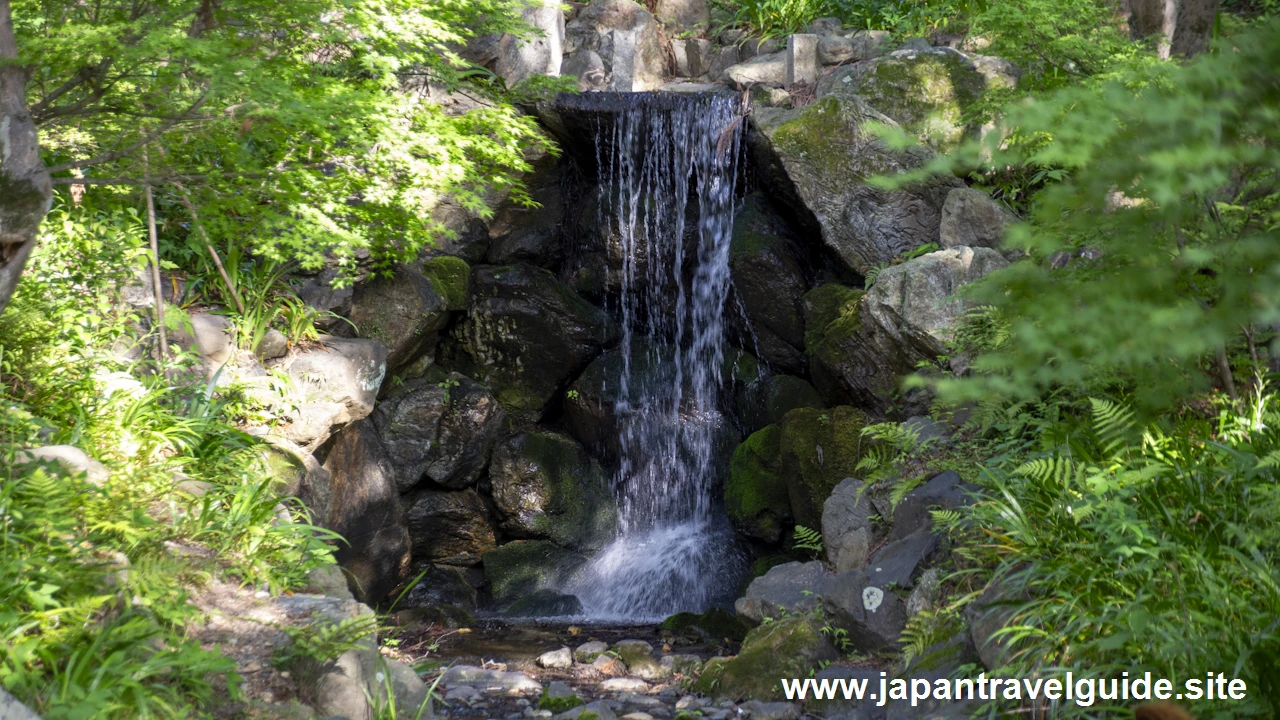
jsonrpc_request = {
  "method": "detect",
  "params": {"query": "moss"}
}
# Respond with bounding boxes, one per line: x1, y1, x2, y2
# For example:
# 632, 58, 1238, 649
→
855, 52, 985, 150
763, 375, 824, 425
260, 445, 306, 496
515, 432, 616, 549
394, 603, 475, 630
422, 255, 471, 311
725, 426, 789, 542
779, 406, 875, 529
746, 554, 792, 584
803, 285, 864, 351
579, 712, 600, 720
693, 615, 838, 700
482, 541, 584, 606
538, 692, 585, 712
660, 608, 748, 642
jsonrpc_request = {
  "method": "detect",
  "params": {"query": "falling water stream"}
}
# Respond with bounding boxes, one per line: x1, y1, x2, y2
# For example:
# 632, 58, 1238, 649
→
565, 93, 750, 621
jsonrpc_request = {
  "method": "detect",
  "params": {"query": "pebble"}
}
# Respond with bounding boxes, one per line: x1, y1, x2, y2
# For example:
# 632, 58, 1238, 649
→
675, 696, 700, 711
622, 714, 654, 720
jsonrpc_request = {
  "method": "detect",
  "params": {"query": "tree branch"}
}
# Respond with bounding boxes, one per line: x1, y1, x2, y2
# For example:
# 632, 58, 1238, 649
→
45, 91, 210, 173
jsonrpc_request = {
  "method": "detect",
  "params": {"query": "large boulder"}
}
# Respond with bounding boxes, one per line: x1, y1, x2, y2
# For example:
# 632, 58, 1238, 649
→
398, 563, 479, 610
734, 560, 829, 625
654, 0, 709, 33
169, 312, 234, 375
494, 0, 564, 86
816, 48, 998, 151
821, 568, 908, 653
372, 373, 507, 492
489, 431, 617, 550
822, 477, 874, 573
403, 488, 497, 566
694, 615, 838, 701
315, 419, 412, 604
749, 95, 959, 276
285, 336, 387, 444
482, 540, 587, 609
486, 154, 566, 267
888, 470, 972, 541
729, 193, 809, 374
564, 0, 665, 91
348, 258, 470, 370
725, 425, 790, 543
939, 186, 1012, 251
446, 263, 617, 424
777, 406, 875, 530
734, 373, 825, 433
724, 52, 787, 87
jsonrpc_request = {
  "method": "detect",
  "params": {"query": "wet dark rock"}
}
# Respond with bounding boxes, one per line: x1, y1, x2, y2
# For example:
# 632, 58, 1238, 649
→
695, 615, 837, 700
446, 263, 618, 424
729, 193, 809, 374
889, 470, 972, 541
482, 540, 587, 609
734, 560, 829, 625
316, 419, 412, 604
399, 563, 479, 609
966, 573, 1023, 670
348, 258, 469, 370
867, 527, 938, 589
489, 431, 617, 550
487, 156, 567, 267
778, 406, 875, 530
506, 589, 584, 616
725, 425, 790, 543
394, 603, 476, 630
660, 608, 749, 642
822, 569, 908, 652
403, 488, 497, 566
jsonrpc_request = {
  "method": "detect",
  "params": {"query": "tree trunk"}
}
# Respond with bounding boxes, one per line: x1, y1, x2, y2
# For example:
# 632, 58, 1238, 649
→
1127, 0, 1220, 59
0, 0, 51, 316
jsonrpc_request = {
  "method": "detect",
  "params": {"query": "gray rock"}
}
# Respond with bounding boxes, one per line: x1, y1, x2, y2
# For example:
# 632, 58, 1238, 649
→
822, 569, 907, 652
889, 470, 972, 541
15, 445, 109, 485
706, 46, 741, 81
314, 419, 412, 604
507, 589, 584, 616
282, 402, 346, 450
446, 264, 617, 424
564, 0, 666, 91
600, 678, 650, 693
939, 187, 1012, 251
441, 665, 543, 693
968, 54, 1021, 89
575, 640, 610, 663
296, 268, 355, 331
592, 653, 628, 676
257, 327, 289, 359
671, 38, 713, 77
867, 527, 938, 589
807, 17, 842, 34
898, 37, 932, 51
403, 488, 497, 566
483, 540, 588, 608
729, 193, 809, 374
0, 688, 41, 720
822, 477, 874, 573
740, 701, 800, 720
965, 574, 1021, 669
495, 0, 564, 86
286, 335, 387, 427
399, 563, 479, 609
489, 431, 617, 550
818, 35, 857, 64
725, 51, 786, 86
903, 415, 949, 446
659, 654, 702, 675
734, 561, 828, 624
612, 640, 668, 681
785, 34, 819, 85
372, 373, 506, 491
749, 95, 959, 277
564, 49, 608, 90
654, 0, 709, 32
348, 263, 460, 370
906, 567, 942, 616
538, 648, 576, 669
171, 312, 234, 369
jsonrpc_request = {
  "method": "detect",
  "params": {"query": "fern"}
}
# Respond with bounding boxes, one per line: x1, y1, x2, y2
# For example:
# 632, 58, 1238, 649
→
793, 525, 824, 555
889, 475, 925, 509
1089, 397, 1135, 459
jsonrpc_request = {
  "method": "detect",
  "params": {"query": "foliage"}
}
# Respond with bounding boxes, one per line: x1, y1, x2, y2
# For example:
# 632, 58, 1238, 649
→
792, 524, 824, 555
0, 199, 337, 717
272, 614, 378, 701
732, 0, 969, 38
960, 391, 1280, 716
894, 18, 1280, 412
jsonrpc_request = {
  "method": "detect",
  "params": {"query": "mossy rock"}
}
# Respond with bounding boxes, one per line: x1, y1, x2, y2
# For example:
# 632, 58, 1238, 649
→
779, 406, 876, 529
840, 49, 986, 152
660, 607, 749, 642
743, 554, 794, 591
482, 540, 586, 608
763, 375, 824, 426
393, 603, 475, 630
725, 425, 791, 543
422, 255, 471, 311
506, 589, 584, 616
538, 692, 585, 713
693, 615, 838, 700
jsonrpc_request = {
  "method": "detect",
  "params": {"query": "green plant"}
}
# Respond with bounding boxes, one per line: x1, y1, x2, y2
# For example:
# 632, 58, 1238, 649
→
438, 377, 461, 404
902, 242, 938, 261
365, 655, 439, 720
272, 614, 379, 702
792, 524, 824, 555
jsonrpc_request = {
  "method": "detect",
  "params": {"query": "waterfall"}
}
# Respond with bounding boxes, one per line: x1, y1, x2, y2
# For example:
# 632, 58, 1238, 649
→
567, 93, 749, 621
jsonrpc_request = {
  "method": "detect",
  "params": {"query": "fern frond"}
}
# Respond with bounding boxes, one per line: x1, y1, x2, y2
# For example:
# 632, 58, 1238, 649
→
1090, 397, 1135, 458
793, 525, 824, 554
1016, 456, 1078, 486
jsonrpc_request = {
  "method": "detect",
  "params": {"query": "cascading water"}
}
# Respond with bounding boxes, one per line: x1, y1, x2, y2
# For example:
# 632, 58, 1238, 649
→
565, 93, 750, 621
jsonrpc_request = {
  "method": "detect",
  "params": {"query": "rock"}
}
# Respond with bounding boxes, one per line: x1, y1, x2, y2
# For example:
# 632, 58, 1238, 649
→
446, 263, 617, 424
729, 193, 808, 374
399, 563, 478, 609
903, 415, 949, 446
671, 38, 713, 77
440, 665, 543, 693
592, 653, 628, 676
867, 527, 938, 589
803, 665, 881, 715
286, 335, 387, 429
1129, 0, 1217, 58
906, 567, 942, 616
740, 701, 800, 720
386, 657, 433, 716
314, 419, 412, 604
965, 574, 1021, 669
822, 569, 907, 652
483, 540, 587, 608
600, 678, 650, 693
394, 603, 476, 630
694, 615, 837, 700
0, 688, 41, 720
403, 488, 497, 566
564, 49, 608, 90
281, 402, 345, 450
725, 51, 786, 86
489, 431, 617, 550
564, 0, 665, 91
15, 445, 109, 485
487, 157, 566, 267
817, 35, 857, 64
659, 607, 748, 642
372, 372, 506, 491
257, 327, 289, 359
807, 17, 842, 34
816, 31, 891, 65
170, 312, 234, 370
575, 640, 610, 663
749, 85, 791, 108
538, 648, 576, 669
734, 561, 828, 624
654, 0, 709, 32
749, 95, 959, 277
736, 374, 823, 432
659, 654, 703, 675
706, 46, 741, 81
348, 261, 464, 370
612, 640, 667, 681
541, 681, 586, 713
889, 470, 971, 541
822, 477, 874, 573
725, 425, 790, 543
939, 187, 1011, 250
785, 34, 819, 85
296, 269, 354, 332
495, 0, 564, 86
507, 589, 585, 616
778, 406, 875, 530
